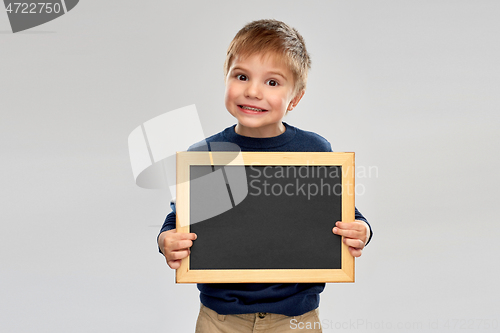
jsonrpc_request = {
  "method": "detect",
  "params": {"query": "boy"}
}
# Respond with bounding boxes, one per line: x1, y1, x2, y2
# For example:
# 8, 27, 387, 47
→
158, 19, 373, 332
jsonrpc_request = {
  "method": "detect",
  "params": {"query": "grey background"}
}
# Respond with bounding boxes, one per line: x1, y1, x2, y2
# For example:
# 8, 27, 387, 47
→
1, 1, 499, 332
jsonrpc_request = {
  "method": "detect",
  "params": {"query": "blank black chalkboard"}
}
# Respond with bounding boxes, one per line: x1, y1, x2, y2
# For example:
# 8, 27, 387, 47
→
190, 165, 342, 270
175, 152, 355, 283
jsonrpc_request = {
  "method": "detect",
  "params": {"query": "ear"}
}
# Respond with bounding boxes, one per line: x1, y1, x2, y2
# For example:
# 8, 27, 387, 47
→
287, 90, 305, 111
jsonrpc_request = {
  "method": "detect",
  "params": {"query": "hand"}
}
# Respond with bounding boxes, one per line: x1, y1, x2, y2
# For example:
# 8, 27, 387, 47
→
158, 229, 197, 269
332, 220, 369, 258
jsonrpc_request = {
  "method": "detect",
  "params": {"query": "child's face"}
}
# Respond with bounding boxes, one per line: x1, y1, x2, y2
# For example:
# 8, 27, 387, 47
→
224, 53, 303, 138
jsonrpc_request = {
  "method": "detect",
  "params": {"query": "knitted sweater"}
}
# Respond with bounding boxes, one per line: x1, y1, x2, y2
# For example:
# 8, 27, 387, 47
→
159, 122, 372, 316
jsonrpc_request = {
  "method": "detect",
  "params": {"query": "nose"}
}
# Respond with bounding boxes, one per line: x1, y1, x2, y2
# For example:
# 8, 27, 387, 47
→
244, 81, 262, 99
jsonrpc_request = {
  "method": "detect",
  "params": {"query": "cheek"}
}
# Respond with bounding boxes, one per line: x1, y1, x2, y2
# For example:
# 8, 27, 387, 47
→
224, 84, 237, 103
268, 94, 288, 110
225, 86, 241, 113
224, 87, 232, 107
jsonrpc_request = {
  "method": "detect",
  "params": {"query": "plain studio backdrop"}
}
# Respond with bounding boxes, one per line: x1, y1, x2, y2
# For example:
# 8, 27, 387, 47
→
1, 1, 499, 332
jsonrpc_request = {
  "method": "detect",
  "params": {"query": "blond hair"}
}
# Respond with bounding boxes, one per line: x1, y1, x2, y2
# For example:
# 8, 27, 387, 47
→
224, 19, 311, 94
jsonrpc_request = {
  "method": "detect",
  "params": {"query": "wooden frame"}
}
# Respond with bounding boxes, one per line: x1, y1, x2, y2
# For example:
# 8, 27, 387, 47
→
176, 152, 355, 283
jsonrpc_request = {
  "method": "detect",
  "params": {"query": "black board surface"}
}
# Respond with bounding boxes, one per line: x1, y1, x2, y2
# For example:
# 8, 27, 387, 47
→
189, 165, 343, 270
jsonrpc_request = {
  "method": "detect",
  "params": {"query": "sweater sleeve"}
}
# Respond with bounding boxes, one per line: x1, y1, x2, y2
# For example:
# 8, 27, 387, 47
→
354, 207, 373, 246
157, 201, 177, 254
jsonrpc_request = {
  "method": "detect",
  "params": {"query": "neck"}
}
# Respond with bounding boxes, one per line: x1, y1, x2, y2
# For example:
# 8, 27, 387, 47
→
235, 122, 286, 138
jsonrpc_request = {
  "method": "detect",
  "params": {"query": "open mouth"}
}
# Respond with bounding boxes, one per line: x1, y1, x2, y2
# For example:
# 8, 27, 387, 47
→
239, 105, 267, 112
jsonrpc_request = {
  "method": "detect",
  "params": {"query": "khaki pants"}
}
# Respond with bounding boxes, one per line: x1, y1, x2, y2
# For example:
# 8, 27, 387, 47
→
195, 304, 322, 333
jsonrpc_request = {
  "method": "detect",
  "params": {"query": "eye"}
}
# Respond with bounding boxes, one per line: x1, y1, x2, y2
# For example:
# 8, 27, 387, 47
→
236, 74, 248, 81
267, 79, 278, 87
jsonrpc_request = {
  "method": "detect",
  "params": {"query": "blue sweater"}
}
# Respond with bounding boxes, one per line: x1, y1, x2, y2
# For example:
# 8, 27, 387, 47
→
159, 122, 372, 316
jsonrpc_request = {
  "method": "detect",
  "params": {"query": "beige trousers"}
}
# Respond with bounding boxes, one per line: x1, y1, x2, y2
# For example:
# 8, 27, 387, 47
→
195, 304, 322, 333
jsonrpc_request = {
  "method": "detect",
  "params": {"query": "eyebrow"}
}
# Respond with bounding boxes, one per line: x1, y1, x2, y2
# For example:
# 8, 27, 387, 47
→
267, 71, 288, 80
231, 66, 289, 81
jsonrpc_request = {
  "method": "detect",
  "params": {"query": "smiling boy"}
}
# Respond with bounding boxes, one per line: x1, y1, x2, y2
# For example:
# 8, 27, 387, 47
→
158, 19, 373, 332
225, 52, 304, 138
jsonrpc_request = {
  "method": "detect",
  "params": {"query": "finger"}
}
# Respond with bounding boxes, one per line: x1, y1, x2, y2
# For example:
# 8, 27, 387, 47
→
173, 239, 194, 250
173, 232, 197, 241
335, 221, 364, 231
163, 233, 195, 249
348, 246, 363, 258
167, 236, 196, 252
167, 248, 190, 261
332, 227, 363, 239
167, 259, 181, 269
343, 237, 365, 250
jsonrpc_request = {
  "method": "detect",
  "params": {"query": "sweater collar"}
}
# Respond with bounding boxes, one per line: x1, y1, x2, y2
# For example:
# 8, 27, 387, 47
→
222, 122, 296, 149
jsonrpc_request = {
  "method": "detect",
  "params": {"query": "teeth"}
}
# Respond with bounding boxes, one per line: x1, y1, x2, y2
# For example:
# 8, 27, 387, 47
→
241, 106, 265, 112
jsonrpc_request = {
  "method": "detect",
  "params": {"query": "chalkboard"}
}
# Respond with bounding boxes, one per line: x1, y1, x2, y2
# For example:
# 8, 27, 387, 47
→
176, 152, 355, 283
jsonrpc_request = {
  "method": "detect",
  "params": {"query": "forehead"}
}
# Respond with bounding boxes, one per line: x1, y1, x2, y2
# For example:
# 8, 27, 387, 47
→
230, 52, 293, 75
